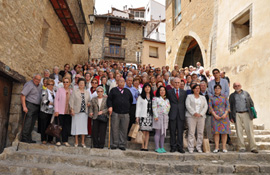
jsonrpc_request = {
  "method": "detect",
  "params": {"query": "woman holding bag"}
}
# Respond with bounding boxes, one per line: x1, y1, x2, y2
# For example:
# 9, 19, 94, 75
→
136, 83, 154, 151
54, 77, 72, 147
185, 84, 208, 153
69, 78, 91, 148
40, 79, 55, 144
152, 86, 171, 153
89, 86, 108, 149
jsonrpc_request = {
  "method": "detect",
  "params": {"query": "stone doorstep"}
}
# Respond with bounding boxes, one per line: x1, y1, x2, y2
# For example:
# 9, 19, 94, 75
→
1, 151, 270, 175
14, 143, 270, 163
0, 160, 137, 175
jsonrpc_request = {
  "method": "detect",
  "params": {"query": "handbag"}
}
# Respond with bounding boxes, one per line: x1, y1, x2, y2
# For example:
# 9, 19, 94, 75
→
131, 130, 144, 144
96, 114, 108, 122
128, 123, 140, 138
45, 115, 62, 138
203, 138, 210, 153
251, 107, 257, 119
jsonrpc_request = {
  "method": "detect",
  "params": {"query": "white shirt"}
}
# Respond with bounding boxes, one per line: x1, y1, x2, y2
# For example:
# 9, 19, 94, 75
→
194, 97, 201, 113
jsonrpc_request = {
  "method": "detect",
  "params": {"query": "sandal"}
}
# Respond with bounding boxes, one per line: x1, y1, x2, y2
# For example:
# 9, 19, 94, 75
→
64, 142, 70, 147
82, 144, 86, 148
56, 142, 61, 146
74, 144, 78, 147
223, 149, 228, 153
213, 149, 219, 153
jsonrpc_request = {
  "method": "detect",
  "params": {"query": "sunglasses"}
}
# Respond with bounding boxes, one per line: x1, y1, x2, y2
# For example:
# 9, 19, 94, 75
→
63, 81, 69, 83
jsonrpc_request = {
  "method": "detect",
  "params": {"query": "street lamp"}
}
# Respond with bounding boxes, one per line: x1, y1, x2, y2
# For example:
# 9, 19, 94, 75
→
89, 14, 95, 25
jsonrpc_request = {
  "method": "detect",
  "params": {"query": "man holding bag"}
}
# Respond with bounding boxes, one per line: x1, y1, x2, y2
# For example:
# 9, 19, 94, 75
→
229, 82, 258, 153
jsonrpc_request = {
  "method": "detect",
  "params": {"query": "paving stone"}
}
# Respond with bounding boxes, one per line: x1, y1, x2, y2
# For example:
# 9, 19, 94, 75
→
235, 164, 259, 173
259, 165, 270, 173
173, 164, 199, 174
198, 164, 235, 174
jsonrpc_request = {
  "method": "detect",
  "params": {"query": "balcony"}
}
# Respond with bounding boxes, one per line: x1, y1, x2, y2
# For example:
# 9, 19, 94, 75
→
103, 47, 125, 59
105, 25, 126, 38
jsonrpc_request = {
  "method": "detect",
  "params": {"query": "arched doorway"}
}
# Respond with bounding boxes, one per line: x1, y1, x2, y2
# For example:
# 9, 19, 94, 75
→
182, 38, 203, 68
174, 35, 205, 68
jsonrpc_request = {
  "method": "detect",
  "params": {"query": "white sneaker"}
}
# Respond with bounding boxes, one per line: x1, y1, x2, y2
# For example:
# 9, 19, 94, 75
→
213, 149, 219, 153
189, 150, 193, 153
56, 142, 61, 146
197, 150, 203, 153
223, 149, 228, 153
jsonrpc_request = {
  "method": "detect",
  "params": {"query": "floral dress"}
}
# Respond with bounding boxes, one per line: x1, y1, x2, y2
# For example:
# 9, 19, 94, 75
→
209, 94, 231, 134
152, 97, 171, 136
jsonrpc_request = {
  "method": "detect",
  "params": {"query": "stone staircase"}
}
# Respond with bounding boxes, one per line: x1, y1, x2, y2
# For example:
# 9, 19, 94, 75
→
0, 142, 270, 175
0, 124, 270, 174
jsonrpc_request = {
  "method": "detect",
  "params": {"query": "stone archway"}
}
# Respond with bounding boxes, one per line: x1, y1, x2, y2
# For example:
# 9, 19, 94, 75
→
174, 33, 206, 68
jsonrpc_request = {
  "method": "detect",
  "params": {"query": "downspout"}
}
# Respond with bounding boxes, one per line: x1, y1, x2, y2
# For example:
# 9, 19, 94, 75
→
101, 16, 109, 60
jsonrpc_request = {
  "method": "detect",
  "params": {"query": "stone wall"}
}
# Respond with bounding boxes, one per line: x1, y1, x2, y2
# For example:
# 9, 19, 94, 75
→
0, 0, 94, 146
165, 0, 215, 70
215, 0, 270, 129
90, 17, 144, 63
0, 0, 93, 80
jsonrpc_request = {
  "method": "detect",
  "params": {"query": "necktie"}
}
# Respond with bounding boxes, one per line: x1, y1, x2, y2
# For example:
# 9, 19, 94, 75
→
176, 89, 179, 100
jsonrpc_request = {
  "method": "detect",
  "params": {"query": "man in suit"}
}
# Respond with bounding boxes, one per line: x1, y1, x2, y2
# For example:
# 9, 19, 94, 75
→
167, 77, 187, 153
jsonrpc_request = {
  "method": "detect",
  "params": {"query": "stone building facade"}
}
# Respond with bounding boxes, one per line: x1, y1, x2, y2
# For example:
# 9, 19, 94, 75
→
166, 0, 270, 128
0, 0, 95, 152
90, 14, 146, 63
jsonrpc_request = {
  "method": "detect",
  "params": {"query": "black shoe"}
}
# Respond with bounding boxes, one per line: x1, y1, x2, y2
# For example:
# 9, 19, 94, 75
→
21, 139, 29, 143
110, 146, 117, 150
119, 147, 126, 151
29, 140, 36, 143
251, 149, 259, 154
170, 148, 177, 153
178, 148, 185, 154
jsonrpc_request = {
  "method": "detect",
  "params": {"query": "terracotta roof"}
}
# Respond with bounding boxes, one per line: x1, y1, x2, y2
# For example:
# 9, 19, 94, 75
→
95, 14, 147, 24
128, 7, 145, 11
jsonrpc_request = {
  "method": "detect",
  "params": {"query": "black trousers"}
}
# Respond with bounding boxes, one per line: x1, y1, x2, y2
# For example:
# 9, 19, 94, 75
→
128, 104, 136, 139
92, 119, 107, 148
22, 101, 40, 142
39, 112, 53, 142
169, 118, 185, 150
55, 114, 71, 143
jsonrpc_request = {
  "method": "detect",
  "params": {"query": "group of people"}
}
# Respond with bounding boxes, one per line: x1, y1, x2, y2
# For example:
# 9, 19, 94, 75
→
20, 60, 258, 154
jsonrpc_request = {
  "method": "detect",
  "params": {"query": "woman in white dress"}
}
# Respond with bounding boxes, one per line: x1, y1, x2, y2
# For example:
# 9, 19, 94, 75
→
136, 83, 154, 151
69, 78, 91, 148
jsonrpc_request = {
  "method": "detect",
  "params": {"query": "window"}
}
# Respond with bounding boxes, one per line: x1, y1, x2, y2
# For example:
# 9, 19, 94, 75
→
140, 11, 145, 18
130, 10, 134, 15
135, 11, 140, 17
174, 0, 182, 25
149, 46, 158, 58
230, 6, 252, 47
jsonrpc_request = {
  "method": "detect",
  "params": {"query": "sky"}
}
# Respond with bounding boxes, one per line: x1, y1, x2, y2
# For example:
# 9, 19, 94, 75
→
95, 0, 165, 14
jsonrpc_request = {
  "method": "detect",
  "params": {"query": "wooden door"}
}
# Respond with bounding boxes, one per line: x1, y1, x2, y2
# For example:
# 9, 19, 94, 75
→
0, 75, 12, 153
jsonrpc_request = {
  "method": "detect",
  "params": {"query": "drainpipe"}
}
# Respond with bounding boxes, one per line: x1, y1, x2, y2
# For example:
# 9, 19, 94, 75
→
101, 16, 109, 60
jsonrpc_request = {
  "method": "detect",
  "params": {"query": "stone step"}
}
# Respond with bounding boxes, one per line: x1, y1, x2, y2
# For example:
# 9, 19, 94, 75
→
2, 159, 269, 175
230, 124, 265, 130
0, 160, 136, 175
15, 142, 270, 163
1, 143, 270, 174
230, 135, 270, 143
230, 130, 270, 136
